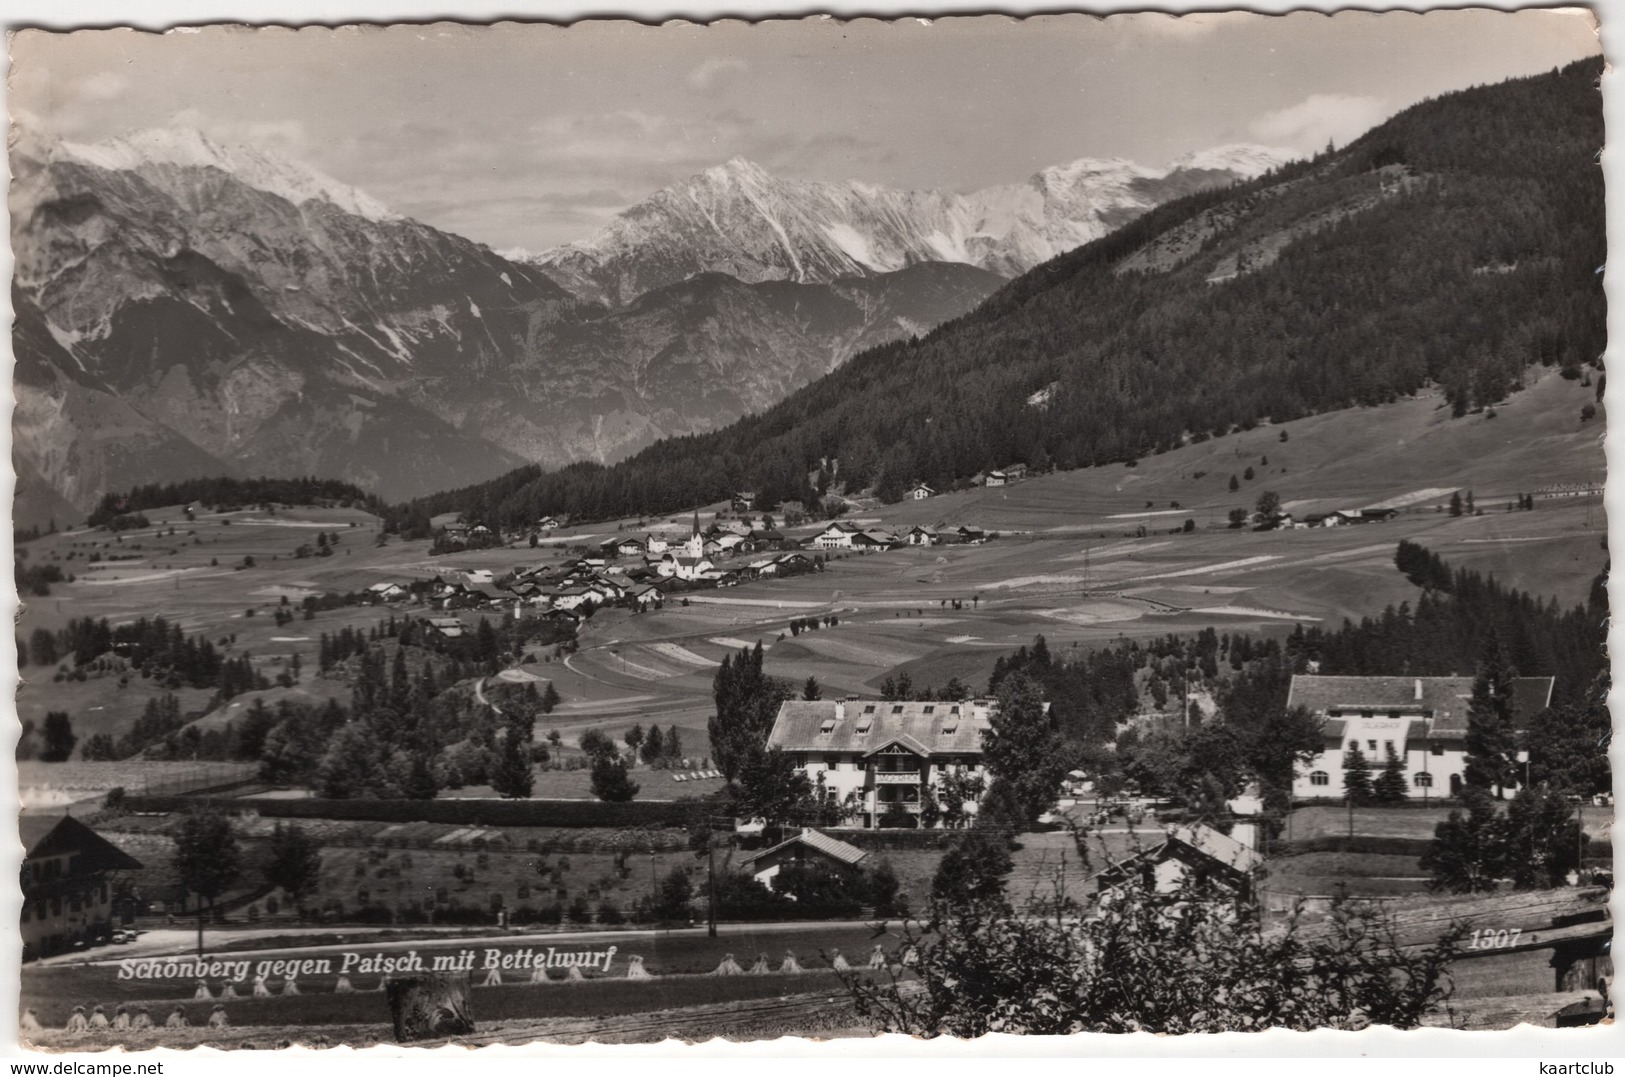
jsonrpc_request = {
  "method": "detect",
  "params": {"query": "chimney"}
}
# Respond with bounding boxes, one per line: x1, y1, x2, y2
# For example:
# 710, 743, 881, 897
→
1414, 679, 1423, 702
833, 702, 844, 722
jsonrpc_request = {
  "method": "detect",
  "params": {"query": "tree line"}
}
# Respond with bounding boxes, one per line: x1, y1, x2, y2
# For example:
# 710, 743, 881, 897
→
86, 476, 381, 527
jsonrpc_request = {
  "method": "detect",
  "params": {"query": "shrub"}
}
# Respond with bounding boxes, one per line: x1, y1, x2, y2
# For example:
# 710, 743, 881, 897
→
567, 895, 593, 924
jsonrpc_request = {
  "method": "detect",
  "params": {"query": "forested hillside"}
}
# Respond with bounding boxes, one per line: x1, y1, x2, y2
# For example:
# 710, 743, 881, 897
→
388, 59, 1603, 531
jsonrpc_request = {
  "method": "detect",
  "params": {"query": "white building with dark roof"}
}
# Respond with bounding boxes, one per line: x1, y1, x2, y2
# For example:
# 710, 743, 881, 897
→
22, 815, 143, 959
766, 697, 1038, 828
1095, 824, 1265, 902
1288, 674, 1555, 800
741, 829, 869, 890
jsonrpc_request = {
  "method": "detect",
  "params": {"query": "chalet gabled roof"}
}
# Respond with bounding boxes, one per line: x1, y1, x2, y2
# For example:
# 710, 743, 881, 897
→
742, 829, 869, 871
21, 815, 143, 876
1287, 675, 1555, 734
767, 699, 997, 755
1164, 825, 1264, 875
1096, 823, 1262, 886
861, 733, 931, 758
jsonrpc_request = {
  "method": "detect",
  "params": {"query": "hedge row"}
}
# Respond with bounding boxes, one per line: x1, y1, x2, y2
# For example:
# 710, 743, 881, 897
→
830, 829, 970, 851
1270, 835, 1434, 858
123, 794, 729, 829
1272, 835, 1612, 860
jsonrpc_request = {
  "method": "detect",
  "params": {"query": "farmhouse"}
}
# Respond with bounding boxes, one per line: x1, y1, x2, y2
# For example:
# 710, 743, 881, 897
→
810, 522, 860, 550
366, 582, 408, 602
904, 525, 939, 546
984, 464, 1027, 487
766, 697, 1038, 828
741, 829, 869, 891
955, 526, 986, 544
551, 586, 600, 611
1094, 824, 1264, 903
425, 616, 466, 640
850, 529, 897, 550
752, 528, 790, 550
22, 815, 143, 960
907, 483, 935, 501
1288, 674, 1556, 800
627, 583, 663, 610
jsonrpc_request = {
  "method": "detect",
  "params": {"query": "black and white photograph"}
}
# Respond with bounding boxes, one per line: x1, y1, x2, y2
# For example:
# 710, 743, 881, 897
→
5, 4, 1615, 1053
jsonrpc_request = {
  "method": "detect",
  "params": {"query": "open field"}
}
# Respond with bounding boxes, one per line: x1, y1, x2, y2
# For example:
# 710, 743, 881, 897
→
16, 371, 1604, 782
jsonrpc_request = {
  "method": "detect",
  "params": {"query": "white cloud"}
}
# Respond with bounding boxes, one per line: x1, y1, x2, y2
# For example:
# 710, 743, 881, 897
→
76, 71, 130, 102
1249, 93, 1391, 153
687, 57, 748, 89
157, 110, 310, 160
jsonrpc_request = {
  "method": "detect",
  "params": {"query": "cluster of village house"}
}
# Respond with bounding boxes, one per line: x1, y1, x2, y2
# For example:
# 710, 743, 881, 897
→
1275, 506, 1401, 529
368, 511, 995, 627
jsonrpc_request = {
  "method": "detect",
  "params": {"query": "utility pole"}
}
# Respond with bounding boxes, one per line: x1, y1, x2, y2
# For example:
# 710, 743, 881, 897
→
707, 828, 719, 938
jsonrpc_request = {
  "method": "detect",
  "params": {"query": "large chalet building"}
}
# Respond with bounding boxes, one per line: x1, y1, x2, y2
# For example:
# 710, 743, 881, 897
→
1287, 674, 1555, 800
21, 815, 143, 960
766, 697, 1039, 827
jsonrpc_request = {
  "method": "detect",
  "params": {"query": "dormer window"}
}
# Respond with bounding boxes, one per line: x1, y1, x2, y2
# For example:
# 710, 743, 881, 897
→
863, 704, 876, 715
941, 724, 958, 736
855, 720, 872, 734
950, 705, 961, 715
819, 719, 837, 734
891, 705, 904, 715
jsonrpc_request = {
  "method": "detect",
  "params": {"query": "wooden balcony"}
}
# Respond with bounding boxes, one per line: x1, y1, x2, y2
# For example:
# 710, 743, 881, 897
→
874, 771, 922, 785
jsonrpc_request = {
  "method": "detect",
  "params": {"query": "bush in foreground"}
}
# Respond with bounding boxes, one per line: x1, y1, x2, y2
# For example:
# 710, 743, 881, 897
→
843, 867, 1466, 1036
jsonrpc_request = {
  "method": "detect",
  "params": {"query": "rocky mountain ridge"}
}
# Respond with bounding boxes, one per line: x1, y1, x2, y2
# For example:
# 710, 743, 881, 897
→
519, 145, 1296, 304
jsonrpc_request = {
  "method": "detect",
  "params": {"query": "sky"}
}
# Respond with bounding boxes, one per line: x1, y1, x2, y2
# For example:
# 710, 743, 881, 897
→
7, 10, 1602, 251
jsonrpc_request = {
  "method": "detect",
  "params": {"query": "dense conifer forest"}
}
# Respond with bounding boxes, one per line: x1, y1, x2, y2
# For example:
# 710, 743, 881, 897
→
380, 59, 1602, 531
87, 477, 381, 526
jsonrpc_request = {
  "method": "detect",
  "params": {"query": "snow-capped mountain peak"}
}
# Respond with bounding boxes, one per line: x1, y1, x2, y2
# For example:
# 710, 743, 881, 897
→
56, 126, 398, 222
529, 144, 1293, 304
1168, 143, 1298, 179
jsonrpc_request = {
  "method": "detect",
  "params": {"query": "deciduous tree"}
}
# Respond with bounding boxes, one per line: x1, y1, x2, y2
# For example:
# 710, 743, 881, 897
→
981, 672, 1066, 826
845, 866, 1465, 1035
708, 643, 791, 783
262, 822, 322, 916
590, 756, 640, 802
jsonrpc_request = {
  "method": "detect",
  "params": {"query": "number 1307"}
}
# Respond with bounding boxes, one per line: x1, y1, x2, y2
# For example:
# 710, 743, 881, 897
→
1469, 928, 1523, 949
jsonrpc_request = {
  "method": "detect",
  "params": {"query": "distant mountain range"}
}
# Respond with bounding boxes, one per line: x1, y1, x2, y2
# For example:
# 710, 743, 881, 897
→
10, 125, 1291, 522
388, 59, 1604, 531
510, 147, 1294, 305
